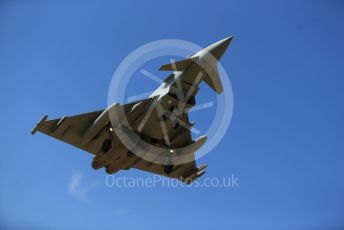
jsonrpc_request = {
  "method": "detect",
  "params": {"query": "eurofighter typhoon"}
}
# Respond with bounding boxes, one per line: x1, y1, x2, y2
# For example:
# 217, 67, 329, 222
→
32, 37, 232, 183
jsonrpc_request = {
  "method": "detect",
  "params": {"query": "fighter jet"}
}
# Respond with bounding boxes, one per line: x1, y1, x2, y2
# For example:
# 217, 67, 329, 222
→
32, 37, 232, 183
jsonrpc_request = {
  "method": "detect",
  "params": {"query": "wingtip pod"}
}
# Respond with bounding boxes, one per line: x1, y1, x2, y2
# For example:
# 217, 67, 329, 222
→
198, 164, 208, 171
31, 114, 48, 135
183, 168, 207, 184
195, 170, 206, 179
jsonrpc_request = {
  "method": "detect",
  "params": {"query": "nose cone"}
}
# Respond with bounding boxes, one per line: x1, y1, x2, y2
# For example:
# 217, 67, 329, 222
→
205, 36, 233, 60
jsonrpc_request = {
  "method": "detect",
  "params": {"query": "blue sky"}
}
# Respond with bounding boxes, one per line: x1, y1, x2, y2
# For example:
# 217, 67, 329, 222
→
1, 0, 344, 229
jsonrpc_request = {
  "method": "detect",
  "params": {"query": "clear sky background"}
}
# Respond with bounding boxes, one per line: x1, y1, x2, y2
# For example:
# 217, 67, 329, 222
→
1, 0, 344, 229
